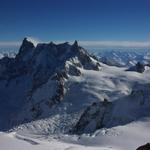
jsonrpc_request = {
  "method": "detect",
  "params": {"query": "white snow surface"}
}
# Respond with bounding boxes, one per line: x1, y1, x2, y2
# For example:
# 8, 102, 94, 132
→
0, 132, 111, 150
1, 62, 150, 150
15, 63, 150, 135
0, 118, 150, 150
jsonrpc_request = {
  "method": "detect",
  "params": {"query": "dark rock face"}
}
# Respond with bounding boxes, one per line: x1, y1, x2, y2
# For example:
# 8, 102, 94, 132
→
19, 38, 35, 52
136, 143, 150, 150
72, 101, 112, 134
67, 65, 81, 76
136, 62, 145, 73
126, 62, 145, 73
72, 84, 150, 134
16, 38, 35, 61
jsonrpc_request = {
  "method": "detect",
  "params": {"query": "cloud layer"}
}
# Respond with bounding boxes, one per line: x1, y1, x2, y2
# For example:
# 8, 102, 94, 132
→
79, 41, 150, 49
1, 40, 150, 50
0, 41, 20, 47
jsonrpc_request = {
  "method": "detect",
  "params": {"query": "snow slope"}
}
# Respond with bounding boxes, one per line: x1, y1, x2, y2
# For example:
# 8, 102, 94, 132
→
12, 64, 145, 135
0, 118, 149, 150
0, 132, 111, 150
0, 40, 150, 150
76, 118, 150, 150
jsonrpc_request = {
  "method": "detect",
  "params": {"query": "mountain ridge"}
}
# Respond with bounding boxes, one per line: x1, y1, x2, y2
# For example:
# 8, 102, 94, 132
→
0, 38, 101, 131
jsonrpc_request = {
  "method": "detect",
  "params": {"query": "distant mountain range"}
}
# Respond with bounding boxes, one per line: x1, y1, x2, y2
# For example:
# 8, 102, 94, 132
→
1, 47, 150, 68
95, 49, 150, 67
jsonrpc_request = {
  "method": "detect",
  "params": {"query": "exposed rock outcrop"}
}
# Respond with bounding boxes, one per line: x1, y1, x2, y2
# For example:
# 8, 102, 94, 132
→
127, 62, 145, 73
72, 100, 112, 134
136, 143, 150, 150
72, 84, 150, 134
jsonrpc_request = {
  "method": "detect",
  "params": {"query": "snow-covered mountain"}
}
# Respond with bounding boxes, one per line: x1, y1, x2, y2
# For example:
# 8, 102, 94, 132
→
0, 38, 100, 131
0, 39, 150, 150
96, 49, 150, 67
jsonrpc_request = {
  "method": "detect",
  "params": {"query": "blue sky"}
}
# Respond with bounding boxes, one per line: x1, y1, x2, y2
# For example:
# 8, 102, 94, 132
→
1, 0, 150, 50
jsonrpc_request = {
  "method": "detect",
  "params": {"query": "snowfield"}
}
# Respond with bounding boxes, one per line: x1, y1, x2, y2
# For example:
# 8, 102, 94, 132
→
12, 63, 150, 136
0, 132, 111, 150
1, 63, 150, 150
0, 118, 150, 150
0, 40, 150, 150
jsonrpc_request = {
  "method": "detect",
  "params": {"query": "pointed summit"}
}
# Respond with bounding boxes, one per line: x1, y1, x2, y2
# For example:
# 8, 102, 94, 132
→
19, 37, 35, 53
49, 41, 55, 45
16, 38, 35, 60
73, 40, 78, 47
71, 40, 79, 52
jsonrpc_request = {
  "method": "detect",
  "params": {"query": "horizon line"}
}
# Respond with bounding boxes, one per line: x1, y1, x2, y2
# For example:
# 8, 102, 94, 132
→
1, 39, 150, 49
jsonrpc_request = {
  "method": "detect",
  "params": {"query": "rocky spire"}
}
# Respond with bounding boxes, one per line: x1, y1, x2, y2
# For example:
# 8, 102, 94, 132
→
72, 40, 78, 47
71, 40, 80, 53
16, 38, 35, 61
49, 41, 55, 46
136, 62, 145, 73
19, 38, 35, 53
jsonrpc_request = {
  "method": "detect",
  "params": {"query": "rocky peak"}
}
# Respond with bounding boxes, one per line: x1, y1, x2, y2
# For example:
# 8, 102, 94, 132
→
19, 38, 35, 53
136, 62, 145, 73
126, 62, 145, 73
16, 38, 35, 61
73, 40, 78, 47
71, 40, 80, 52
0, 38, 101, 81
72, 101, 112, 134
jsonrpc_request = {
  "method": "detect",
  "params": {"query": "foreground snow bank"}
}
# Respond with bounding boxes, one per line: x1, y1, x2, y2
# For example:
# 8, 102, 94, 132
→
77, 118, 150, 150
1, 118, 150, 150
0, 132, 110, 150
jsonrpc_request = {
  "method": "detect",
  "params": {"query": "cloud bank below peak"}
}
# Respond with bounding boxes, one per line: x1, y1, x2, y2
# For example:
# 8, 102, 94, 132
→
79, 41, 150, 49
